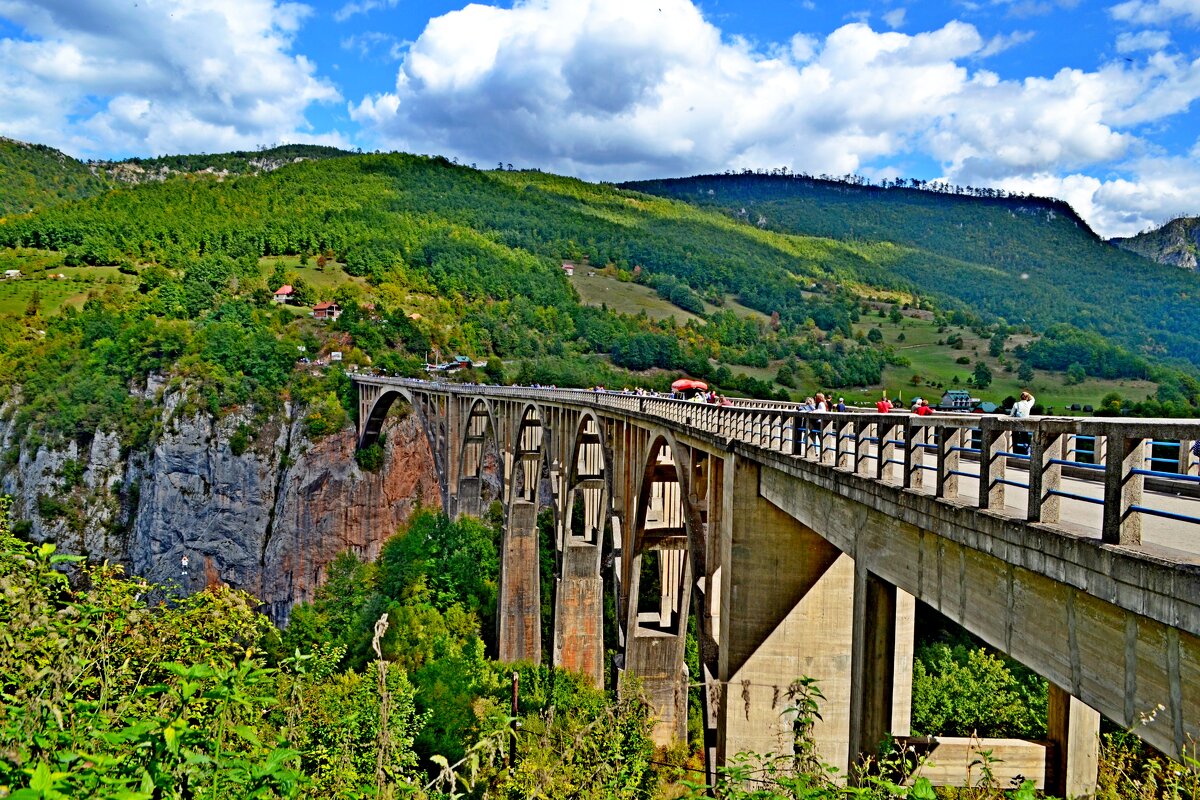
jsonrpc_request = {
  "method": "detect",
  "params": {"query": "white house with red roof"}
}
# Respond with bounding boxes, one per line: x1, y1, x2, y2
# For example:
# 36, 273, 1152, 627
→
273, 284, 294, 304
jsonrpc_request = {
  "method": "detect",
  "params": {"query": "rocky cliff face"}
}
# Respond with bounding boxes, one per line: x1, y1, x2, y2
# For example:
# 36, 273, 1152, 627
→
0, 388, 439, 623
1112, 216, 1200, 270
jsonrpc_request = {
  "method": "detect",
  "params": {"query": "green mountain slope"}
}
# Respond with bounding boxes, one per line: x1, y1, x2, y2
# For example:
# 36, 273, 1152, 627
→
0, 150, 1194, 444
0, 137, 109, 216
622, 174, 1200, 366
1113, 217, 1200, 270
0, 153, 915, 443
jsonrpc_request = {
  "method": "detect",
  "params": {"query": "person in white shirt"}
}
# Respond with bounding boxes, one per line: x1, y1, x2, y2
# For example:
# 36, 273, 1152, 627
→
1010, 391, 1036, 418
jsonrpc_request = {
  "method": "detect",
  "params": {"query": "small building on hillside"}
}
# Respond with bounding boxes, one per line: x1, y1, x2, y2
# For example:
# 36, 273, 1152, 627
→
3, 270, 21, 279
561, 261, 575, 276
938, 389, 979, 411
312, 301, 341, 321
273, 284, 294, 304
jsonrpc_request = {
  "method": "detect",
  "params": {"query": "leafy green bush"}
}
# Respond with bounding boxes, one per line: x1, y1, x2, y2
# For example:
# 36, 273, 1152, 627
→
303, 391, 348, 438
228, 423, 251, 456
355, 440, 386, 472
911, 642, 1046, 739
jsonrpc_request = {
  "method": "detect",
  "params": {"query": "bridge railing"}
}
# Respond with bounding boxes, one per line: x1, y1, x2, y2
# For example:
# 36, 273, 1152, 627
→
358, 377, 1200, 549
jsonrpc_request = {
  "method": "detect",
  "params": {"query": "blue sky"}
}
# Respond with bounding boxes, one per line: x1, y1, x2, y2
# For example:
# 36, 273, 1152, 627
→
1, 0, 1199, 237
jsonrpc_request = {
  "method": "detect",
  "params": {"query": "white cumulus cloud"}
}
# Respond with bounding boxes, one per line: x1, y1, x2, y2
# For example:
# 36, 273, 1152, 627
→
1109, 0, 1200, 26
0, 0, 344, 158
1115, 29, 1172, 52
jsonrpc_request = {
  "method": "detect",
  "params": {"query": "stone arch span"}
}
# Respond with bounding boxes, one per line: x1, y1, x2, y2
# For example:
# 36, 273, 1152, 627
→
496, 402, 549, 665
553, 411, 613, 685
454, 398, 502, 519
357, 384, 450, 510
622, 431, 703, 745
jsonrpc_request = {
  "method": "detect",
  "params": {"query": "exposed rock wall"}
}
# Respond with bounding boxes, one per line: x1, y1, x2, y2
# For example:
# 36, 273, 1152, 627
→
1112, 216, 1200, 270
0, 390, 439, 623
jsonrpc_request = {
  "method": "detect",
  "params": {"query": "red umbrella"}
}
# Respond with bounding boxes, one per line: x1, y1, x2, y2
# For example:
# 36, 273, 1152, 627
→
671, 378, 709, 392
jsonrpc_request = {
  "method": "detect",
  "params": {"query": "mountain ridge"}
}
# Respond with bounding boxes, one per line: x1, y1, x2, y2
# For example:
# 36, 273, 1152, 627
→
621, 172, 1200, 366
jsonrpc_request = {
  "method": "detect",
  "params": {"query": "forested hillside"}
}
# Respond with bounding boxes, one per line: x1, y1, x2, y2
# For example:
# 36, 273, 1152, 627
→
0, 138, 109, 216
0, 152, 960, 449
0, 149, 1196, 434
624, 174, 1200, 366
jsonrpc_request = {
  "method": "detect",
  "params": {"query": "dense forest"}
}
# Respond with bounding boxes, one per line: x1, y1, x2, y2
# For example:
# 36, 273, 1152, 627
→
0, 151, 947, 445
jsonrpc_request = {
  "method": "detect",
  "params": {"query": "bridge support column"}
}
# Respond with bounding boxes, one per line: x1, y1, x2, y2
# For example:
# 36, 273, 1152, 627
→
457, 477, 483, 519
717, 453, 855, 772
498, 500, 541, 665
849, 567, 896, 777
554, 539, 604, 685
1047, 685, 1100, 800
623, 547, 691, 746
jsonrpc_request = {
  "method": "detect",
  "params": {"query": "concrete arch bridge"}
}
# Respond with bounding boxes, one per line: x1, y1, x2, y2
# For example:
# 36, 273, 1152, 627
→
354, 376, 1200, 797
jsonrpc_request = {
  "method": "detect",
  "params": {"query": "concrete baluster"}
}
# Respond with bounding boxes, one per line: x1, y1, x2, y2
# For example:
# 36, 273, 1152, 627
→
855, 422, 873, 477
936, 424, 962, 500
1102, 433, 1145, 545
904, 421, 925, 490
877, 422, 896, 483
1029, 427, 1064, 524
979, 426, 1009, 511
836, 418, 852, 469
815, 418, 828, 466
1178, 439, 1194, 476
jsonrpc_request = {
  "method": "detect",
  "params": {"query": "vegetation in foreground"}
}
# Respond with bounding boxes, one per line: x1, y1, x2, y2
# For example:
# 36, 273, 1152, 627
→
3, 497, 1198, 799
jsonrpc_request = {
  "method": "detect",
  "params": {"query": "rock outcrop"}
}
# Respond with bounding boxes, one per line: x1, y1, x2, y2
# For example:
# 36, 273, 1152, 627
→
1112, 216, 1200, 270
0, 389, 439, 623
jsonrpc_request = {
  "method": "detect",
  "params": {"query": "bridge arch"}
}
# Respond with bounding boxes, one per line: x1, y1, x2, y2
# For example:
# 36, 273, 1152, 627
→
357, 384, 412, 450
454, 398, 502, 519
552, 412, 613, 685
357, 383, 450, 508
510, 403, 549, 505
621, 430, 704, 744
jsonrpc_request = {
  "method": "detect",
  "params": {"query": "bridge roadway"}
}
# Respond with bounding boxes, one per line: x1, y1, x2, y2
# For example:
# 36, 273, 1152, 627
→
354, 376, 1200, 796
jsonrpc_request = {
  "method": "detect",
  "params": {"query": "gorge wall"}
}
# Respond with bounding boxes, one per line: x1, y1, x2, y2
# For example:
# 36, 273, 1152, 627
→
0, 386, 439, 623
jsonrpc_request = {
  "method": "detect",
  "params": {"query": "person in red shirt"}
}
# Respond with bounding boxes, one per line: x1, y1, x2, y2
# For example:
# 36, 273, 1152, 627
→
914, 399, 934, 416
875, 393, 893, 414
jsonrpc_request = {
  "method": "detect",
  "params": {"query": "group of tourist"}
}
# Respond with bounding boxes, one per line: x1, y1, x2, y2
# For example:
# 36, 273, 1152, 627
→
801, 389, 1037, 417
797, 393, 846, 413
